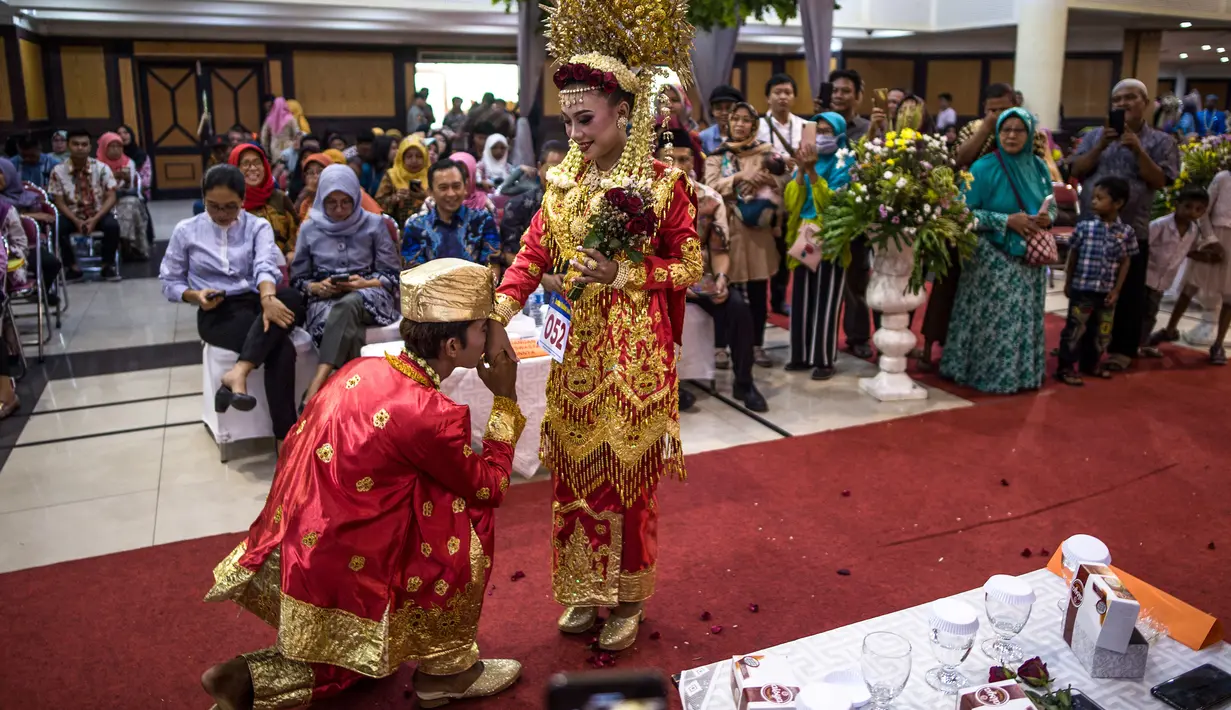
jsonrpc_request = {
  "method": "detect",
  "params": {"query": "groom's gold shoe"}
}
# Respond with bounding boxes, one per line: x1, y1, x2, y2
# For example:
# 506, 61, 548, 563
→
598, 610, 644, 651
557, 605, 598, 634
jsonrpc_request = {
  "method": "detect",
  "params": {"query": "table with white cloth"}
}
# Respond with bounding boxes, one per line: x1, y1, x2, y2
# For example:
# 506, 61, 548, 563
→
676, 568, 1230, 710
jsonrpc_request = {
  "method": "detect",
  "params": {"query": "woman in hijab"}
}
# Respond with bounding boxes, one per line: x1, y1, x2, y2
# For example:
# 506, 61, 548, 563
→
49, 130, 70, 162
297, 152, 382, 220
477, 133, 511, 190
229, 143, 299, 258
941, 108, 1054, 394
116, 124, 152, 201
447, 151, 496, 215
705, 102, 786, 368
374, 135, 429, 227
325, 133, 348, 152
783, 111, 852, 380
97, 131, 152, 260
286, 99, 311, 134
663, 84, 699, 131
291, 164, 401, 403
260, 98, 298, 161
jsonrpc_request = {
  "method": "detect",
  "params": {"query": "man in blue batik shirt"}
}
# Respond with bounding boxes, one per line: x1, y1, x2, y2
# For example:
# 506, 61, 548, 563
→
402, 158, 500, 267
12, 134, 59, 189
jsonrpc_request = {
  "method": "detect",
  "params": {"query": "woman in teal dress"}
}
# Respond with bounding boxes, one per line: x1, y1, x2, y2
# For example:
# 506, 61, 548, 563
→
940, 108, 1054, 394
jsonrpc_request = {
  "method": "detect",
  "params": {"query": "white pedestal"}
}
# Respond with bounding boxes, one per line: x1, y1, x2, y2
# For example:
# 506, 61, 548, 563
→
858, 245, 929, 401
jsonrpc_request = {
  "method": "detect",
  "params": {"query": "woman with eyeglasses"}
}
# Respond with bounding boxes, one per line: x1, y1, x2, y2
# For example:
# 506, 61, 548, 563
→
159, 164, 306, 451
228, 143, 300, 260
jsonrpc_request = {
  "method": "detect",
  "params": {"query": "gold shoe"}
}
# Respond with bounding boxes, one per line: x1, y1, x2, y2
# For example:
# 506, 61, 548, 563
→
557, 605, 598, 634
416, 659, 522, 708
599, 610, 644, 651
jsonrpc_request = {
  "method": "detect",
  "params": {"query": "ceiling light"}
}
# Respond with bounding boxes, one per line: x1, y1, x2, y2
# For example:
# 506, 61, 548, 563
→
1202, 44, 1212, 50
1180, 21, 1193, 28
1219, 48, 1226, 53
1223, 57, 1230, 63
1180, 52, 1189, 59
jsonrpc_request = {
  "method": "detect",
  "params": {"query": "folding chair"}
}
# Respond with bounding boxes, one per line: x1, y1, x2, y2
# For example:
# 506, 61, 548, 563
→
5, 183, 64, 364
69, 172, 131, 279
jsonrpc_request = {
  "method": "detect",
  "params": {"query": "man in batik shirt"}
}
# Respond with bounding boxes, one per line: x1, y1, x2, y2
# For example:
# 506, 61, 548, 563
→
402, 158, 500, 267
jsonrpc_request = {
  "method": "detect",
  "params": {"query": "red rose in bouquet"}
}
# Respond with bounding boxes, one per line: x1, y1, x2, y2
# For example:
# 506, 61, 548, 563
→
605, 188, 628, 210
626, 214, 656, 236
623, 193, 644, 213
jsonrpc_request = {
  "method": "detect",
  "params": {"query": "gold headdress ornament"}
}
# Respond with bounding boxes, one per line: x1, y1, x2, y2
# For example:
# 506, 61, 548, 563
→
399, 259, 494, 323
543, 0, 695, 185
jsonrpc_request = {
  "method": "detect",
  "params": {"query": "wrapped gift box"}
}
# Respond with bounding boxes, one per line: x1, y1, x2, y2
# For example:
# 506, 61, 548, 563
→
730, 654, 801, 710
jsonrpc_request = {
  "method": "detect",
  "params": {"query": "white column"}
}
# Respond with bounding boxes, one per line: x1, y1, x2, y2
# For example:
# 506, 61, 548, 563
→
1013, 0, 1068, 129
1174, 69, 1188, 98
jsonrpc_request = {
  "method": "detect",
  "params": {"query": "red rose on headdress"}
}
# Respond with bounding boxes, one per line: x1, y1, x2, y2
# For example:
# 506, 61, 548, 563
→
601, 72, 619, 94
570, 64, 590, 82
623, 194, 644, 213
553, 67, 570, 89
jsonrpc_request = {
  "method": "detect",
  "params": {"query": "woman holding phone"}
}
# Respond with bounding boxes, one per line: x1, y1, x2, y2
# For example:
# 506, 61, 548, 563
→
159, 164, 306, 450
291, 164, 401, 403
374, 135, 429, 228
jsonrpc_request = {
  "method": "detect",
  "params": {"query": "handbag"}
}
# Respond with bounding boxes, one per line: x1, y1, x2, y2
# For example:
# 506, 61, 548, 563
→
993, 151, 1058, 266
787, 222, 825, 271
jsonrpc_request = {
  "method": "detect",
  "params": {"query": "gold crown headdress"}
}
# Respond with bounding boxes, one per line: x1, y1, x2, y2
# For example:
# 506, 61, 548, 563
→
543, 0, 694, 184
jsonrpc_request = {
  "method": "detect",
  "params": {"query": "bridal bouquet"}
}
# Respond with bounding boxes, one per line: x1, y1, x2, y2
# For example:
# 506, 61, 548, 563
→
568, 182, 658, 301
820, 127, 977, 292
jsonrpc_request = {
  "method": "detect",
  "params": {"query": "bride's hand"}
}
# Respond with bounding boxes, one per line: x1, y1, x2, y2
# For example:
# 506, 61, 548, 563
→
571, 247, 618, 286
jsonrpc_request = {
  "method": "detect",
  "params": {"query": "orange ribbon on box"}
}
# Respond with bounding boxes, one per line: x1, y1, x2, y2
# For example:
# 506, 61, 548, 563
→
1046, 549, 1223, 651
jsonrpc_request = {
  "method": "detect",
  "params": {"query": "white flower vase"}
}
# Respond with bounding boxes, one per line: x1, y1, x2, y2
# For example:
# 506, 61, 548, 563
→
859, 243, 929, 401
1183, 291, 1222, 347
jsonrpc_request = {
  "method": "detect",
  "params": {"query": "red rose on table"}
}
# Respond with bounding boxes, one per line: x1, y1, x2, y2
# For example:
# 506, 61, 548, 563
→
623, 194, 644, 213
553, 67, 571, 88
570, 64, 590, 82
988, 666, 1016, 683
1016, 657, 1050, 688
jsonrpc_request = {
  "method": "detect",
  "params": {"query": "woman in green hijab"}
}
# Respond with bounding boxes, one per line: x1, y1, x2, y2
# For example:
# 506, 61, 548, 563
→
940, 108, 1055, 393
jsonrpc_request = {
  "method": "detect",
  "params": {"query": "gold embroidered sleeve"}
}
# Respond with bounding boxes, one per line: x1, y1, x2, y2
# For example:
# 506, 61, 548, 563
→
484, 396, 526, 445
489, 293, 522, 326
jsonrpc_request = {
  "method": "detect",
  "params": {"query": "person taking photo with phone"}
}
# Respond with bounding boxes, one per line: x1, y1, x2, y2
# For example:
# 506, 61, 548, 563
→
159, 164, 306, 452
375, 135, 430, 228
1070, 78, 1179, 372
201, 259, 527, 710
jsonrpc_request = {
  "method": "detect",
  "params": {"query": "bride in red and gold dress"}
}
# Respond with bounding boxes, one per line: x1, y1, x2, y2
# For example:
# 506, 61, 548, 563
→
485, 0, 702, 651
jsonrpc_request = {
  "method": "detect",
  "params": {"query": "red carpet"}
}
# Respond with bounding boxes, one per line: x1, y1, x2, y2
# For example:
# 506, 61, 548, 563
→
2, 365, 1229, 709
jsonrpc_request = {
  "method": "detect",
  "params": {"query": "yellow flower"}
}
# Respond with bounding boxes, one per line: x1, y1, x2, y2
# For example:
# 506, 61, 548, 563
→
887, 159, 896, 166
901, 128, 917, 140
885, 131, 897, 142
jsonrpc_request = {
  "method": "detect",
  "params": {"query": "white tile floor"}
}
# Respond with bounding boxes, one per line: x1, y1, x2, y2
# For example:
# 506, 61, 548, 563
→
3, 202, 1226, 574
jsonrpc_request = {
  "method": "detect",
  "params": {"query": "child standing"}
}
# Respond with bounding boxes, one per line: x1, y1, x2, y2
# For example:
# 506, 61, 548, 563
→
1140, 186, 1210, 358
1151, 167, 1231, 364
1056, 176, 1134, 385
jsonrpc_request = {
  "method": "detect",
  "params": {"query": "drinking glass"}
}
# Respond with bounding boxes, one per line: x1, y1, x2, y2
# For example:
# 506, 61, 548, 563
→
861, 631, 912, 709
981, 592, 1032, 664
924, 619, 976, 694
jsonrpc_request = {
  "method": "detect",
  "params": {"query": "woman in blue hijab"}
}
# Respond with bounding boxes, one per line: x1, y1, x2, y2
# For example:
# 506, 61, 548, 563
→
784, 111, 853, 380
940, 107, 1054, 393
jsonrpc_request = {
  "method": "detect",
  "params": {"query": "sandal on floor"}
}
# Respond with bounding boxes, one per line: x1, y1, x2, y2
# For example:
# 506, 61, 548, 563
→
1080, 367, 1113, 379
714, 349, 731, 370
0, 397, 21, 421
1149, 327, 1181, 346
1139, 346, 1164, 358
1211, 346, 1228, 366
1056, 371, 1084, 387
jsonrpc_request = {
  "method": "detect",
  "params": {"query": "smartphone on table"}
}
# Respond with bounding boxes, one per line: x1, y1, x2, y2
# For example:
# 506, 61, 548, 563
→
547, 670, 667, 710
1108, 108, 1126, 135
1069, 689, 1107, 710
1152, 664, 1231, 710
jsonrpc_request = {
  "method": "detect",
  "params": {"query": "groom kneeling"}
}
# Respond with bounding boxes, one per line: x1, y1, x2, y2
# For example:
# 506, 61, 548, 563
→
201, 258, 525, 709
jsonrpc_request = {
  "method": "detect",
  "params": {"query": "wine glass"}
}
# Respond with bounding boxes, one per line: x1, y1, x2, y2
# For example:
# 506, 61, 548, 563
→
861, 631, 912, 709
924, 599, 979, 695
981, 587, 1033, 664
1057, 534, 1111, 610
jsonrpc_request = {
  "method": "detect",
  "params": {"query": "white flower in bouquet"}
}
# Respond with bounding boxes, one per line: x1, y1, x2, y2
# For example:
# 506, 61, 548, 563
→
883, 170, 894, 180
923, 203, 932, 214
895, 177, 908, 189
854, 196, 863, 203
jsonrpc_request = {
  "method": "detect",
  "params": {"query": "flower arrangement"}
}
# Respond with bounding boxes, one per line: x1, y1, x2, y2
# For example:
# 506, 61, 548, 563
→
1152, 134, 1231, 218
565, 182, 658, 300
820, 127, 978, 292
988, 656, 1072, 710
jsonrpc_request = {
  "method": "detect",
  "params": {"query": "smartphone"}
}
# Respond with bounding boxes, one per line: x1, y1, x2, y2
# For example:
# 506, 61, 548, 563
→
410, 179, 422, 191
1070, 689, 1107, 710
801, 121, 817, 150
817, 81, 833, 110
207, 291, 225, 301
1108, 108, 1126, 134
547, 670, 667, 710
1152, 664, 1231, 710
329, 273, 352, 283
873, 88, 889, 112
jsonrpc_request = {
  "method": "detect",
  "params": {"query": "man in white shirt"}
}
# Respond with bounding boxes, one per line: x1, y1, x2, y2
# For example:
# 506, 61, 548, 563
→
935, 92, 958, 131
756, 73, 806, 154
